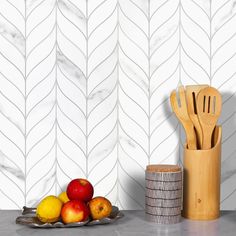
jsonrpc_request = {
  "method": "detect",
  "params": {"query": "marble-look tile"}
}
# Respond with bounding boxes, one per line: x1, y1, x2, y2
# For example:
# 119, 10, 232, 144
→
0, 0, 235, 210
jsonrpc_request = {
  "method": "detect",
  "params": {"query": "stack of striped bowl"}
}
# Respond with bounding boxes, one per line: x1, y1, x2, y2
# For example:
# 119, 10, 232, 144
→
145, 165, 182, 224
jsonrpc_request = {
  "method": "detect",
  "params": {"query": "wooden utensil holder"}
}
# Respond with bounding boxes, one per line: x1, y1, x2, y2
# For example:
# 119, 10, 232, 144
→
182, 126, 222, 220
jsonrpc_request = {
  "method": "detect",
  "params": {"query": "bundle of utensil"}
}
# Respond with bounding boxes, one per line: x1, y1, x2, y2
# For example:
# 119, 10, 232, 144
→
170, 85, 222, 150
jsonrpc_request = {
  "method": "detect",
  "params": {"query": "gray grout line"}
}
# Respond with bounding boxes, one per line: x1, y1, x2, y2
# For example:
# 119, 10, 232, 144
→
148, 0, 151, 165
117, 0, 120, 208
24, 0, 27, 206
178, 0, 182, 165
85, 0, 89, 179
210, 0, 212, 85
55, 0, 58, 195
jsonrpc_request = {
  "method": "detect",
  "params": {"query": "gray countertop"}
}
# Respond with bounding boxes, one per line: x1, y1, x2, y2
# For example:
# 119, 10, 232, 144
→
1, 210, 236, 236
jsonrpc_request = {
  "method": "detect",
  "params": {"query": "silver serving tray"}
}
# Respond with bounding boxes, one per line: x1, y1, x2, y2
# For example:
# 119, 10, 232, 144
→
16, 206, 124, 228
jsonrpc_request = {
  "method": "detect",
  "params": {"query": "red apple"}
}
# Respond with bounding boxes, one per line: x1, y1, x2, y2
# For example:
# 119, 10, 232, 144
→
61, 200, 90, 224
66, 178, 94, 202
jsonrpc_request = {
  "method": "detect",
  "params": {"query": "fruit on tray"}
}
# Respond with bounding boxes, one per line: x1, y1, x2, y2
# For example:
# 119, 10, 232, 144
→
36, 195, 63, 223
88, 196, 112, 220
61, 200, 90, 224
35, 178, 113, 224
58, 191, 70, 204
67, 178, 94, 202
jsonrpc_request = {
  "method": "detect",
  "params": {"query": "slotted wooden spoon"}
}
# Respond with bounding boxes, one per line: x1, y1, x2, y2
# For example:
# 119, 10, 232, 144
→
186, 85, 208, 149
170, 86, 197, 150
197, 87, 222, 149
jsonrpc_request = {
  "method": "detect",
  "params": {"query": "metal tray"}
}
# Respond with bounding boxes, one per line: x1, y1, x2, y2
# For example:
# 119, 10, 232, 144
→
16, 206, 124, 228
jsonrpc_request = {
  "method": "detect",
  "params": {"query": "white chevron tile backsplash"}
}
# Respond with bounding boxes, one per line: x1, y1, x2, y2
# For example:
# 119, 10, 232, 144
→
0, 0, 235, 210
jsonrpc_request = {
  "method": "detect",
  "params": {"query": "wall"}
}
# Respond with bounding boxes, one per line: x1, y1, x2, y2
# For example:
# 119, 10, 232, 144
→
0, 0, 236, 210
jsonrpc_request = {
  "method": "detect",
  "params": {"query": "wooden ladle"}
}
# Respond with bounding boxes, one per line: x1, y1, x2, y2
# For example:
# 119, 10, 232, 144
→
170, 86, 197, 150
197, 87, 222, 149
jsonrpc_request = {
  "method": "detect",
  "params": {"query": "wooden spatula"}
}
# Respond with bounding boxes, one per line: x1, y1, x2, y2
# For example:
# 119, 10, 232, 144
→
186, 85, 208, 149
197, 87, 222, 149
170, 86, 197, 150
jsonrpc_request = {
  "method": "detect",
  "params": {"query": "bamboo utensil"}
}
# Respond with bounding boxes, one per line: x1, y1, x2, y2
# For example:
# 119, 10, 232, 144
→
197, 87, 222, 149
168, 85, 223, 220
170, 86, 197, 149
186, 85, 208, 149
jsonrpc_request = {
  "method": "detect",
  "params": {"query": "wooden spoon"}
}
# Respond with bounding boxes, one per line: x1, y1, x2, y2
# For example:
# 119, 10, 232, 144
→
170, 86, 197, 150
186, 85, 208, 149
197, 87, 222, 149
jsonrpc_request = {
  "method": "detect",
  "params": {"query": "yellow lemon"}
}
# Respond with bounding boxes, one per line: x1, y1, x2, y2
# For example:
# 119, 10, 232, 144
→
58, 191, 70, 204
36, 195, 63, 223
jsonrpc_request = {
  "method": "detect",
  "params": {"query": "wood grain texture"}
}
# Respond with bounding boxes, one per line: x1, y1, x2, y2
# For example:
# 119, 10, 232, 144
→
170, 86, 197, 149
146, 171, 182, 182
146, 164, 181, 172
186, 84, 208, 149
197, 87, 222, 149
182, 126, 222, 220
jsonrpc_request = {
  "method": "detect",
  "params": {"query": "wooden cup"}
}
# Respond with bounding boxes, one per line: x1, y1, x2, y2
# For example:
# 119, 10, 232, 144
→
182, 126, 222, 220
